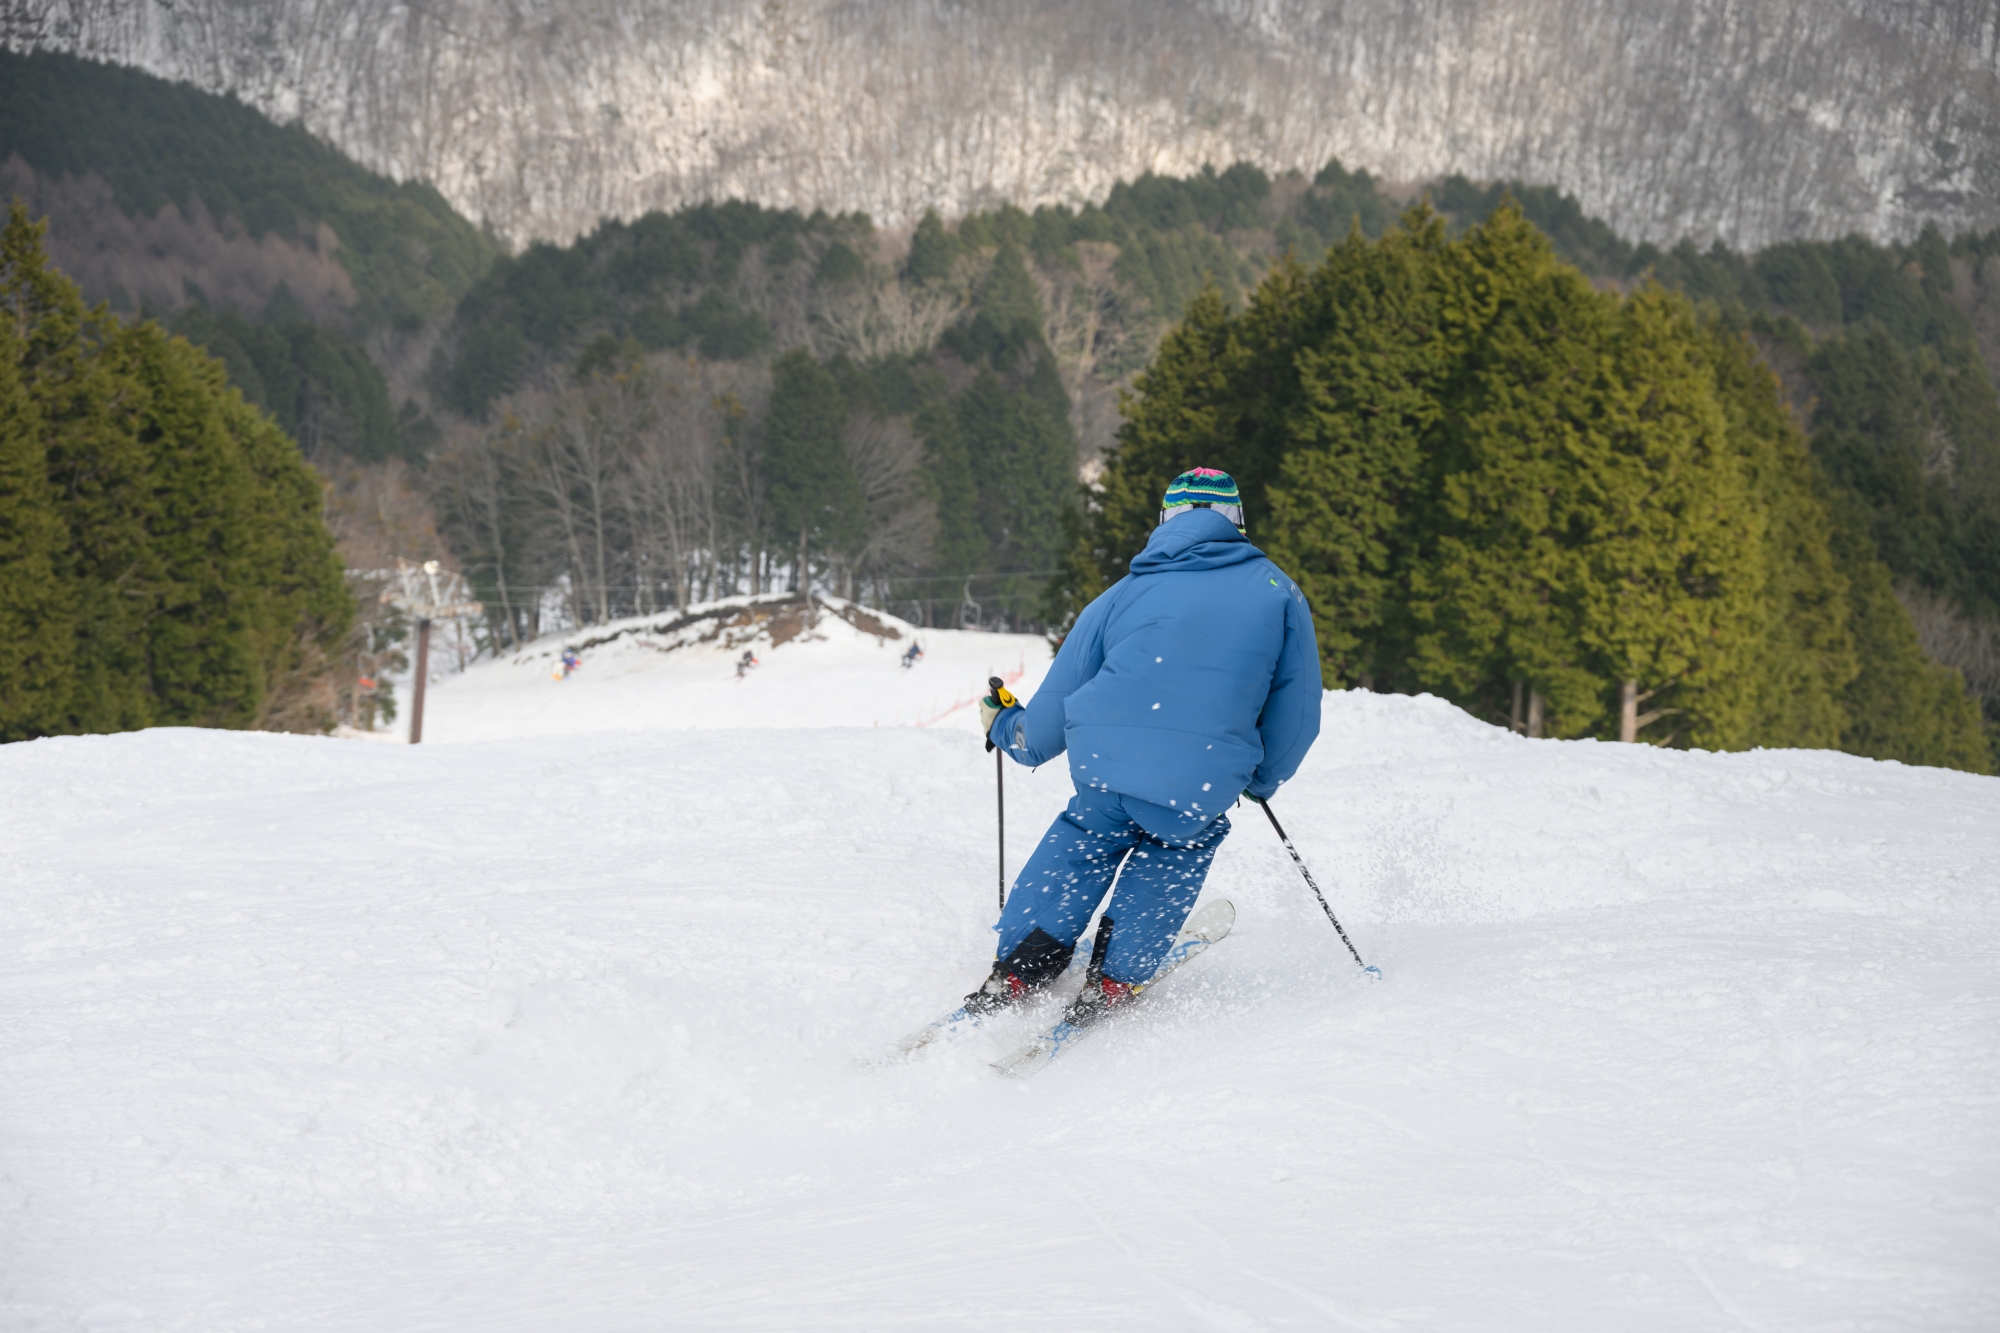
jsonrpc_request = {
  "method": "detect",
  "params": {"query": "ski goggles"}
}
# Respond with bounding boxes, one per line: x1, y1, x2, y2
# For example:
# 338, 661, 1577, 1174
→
1160, 499, 1246, 531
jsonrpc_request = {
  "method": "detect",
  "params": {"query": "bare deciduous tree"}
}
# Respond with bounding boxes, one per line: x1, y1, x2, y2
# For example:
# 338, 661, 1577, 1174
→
533, 377, 628, 627
1038, 240, 1145, 455
836, 413, 937, 603
1898, 582, 2000, 703
622, 358, 726, 611
811, 265, 969, 362
31, 0, 1998, 255
427, 344, 945, 640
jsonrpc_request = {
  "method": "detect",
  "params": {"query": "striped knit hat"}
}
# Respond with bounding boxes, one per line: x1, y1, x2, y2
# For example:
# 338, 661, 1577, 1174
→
1160, 467, 1245, 532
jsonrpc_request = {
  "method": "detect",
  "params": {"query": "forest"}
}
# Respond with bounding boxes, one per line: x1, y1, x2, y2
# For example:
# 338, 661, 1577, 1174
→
416, 158, 1404, 642
4, 50, 1999, 771
0, 49, 493, 469
1077, 204, 1987, 768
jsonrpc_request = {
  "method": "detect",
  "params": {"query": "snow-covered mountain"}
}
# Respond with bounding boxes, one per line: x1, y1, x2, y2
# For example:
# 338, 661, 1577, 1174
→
5, 604, 1998, 1328
10, 0, 1998, 249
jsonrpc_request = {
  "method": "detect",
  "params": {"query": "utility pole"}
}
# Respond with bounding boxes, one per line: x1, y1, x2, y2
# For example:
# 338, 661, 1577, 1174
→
409, 616, 432, 744
384, 558, 481, 746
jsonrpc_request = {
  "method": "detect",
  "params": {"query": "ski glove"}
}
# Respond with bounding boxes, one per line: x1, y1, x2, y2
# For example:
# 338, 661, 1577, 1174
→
980, 677, 1018, 752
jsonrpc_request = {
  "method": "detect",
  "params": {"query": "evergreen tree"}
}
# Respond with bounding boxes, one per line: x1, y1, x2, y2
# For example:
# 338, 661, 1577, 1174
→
1091, 285, 1242, 582
1827, 494, 1992, 772
173, 307, 408, 464
916, 399, 986, 575
0, 304, 73, 739
1808, 328, 1952, 587
1220, 256, 1338, 522
953, 371, 1074, 579
1265, 216, 1450, 685
906, 209, 956, 284
763, 348, 863, 584
121, 319, 267, 726
6, 206, 158, 732
1577, 288, 1765, 747
1404, 204, 1622, 734
226, 377, 356, 725
1704, 321, 1856, 749
954, 241, 1046, 366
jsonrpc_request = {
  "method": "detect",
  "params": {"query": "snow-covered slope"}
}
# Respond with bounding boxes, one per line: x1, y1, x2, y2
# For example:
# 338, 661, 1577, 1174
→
4, 682, 1998, 1327
403, 595, 1053, 743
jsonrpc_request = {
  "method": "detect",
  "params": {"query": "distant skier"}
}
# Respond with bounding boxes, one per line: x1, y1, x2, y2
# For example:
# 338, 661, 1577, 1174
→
901, 641, 924, 669
735, 649, 760, 680
560, 648, 582, 679
966, 468, 1320, 1020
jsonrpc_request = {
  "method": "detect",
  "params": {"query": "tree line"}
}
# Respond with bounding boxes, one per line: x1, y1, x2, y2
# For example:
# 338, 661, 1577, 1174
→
1062, 203, 1991, 771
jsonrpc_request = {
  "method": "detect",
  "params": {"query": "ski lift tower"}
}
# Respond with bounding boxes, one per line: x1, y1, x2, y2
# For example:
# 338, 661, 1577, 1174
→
957, 575, 982, 631
382, 559, 483, 744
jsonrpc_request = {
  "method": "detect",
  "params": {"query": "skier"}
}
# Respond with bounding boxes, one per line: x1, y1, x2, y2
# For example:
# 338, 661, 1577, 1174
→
901, 641, 924, 669
735, 649, 760, 680
965, 468, 1321, 1021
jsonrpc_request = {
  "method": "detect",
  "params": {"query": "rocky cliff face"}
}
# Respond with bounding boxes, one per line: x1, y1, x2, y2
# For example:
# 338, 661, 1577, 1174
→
9, 0, 1999, 250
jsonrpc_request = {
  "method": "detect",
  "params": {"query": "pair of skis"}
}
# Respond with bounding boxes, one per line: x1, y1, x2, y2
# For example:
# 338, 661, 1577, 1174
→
921, 742, 1376, 1077
897, 898, 1236, 1078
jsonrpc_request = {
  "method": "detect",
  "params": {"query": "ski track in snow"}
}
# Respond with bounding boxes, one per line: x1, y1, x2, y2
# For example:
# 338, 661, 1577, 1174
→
3, 618, 1999, 1330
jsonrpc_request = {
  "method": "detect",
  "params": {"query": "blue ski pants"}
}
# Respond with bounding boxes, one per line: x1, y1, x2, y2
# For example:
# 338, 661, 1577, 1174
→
994, 789, 1230, 986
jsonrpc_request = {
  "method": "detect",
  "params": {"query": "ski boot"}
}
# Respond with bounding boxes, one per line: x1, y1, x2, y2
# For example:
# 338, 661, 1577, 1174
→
1056, 973, 1139, 1029
962, 927, 1075, 1015
1051, 914, 1143, 1030
962, 962, 1031, 1016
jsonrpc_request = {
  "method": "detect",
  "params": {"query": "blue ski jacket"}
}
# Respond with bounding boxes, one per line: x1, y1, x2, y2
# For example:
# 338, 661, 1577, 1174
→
988, 507, 1321, 828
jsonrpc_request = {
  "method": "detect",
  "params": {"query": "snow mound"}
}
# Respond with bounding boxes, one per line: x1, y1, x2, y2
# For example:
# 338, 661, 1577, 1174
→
3, 692, 1997, 1330
556, 591, 913, 658
411, 593, 1051, 743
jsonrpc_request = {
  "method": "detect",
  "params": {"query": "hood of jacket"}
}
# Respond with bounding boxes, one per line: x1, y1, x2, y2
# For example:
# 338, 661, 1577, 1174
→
1127, 506, 1265, 575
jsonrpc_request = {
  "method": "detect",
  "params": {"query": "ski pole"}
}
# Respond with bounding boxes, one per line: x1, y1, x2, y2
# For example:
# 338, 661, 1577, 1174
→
986, 676, 1017, 912
995, 745, 1005, 912
1252, 796, 1381, 979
